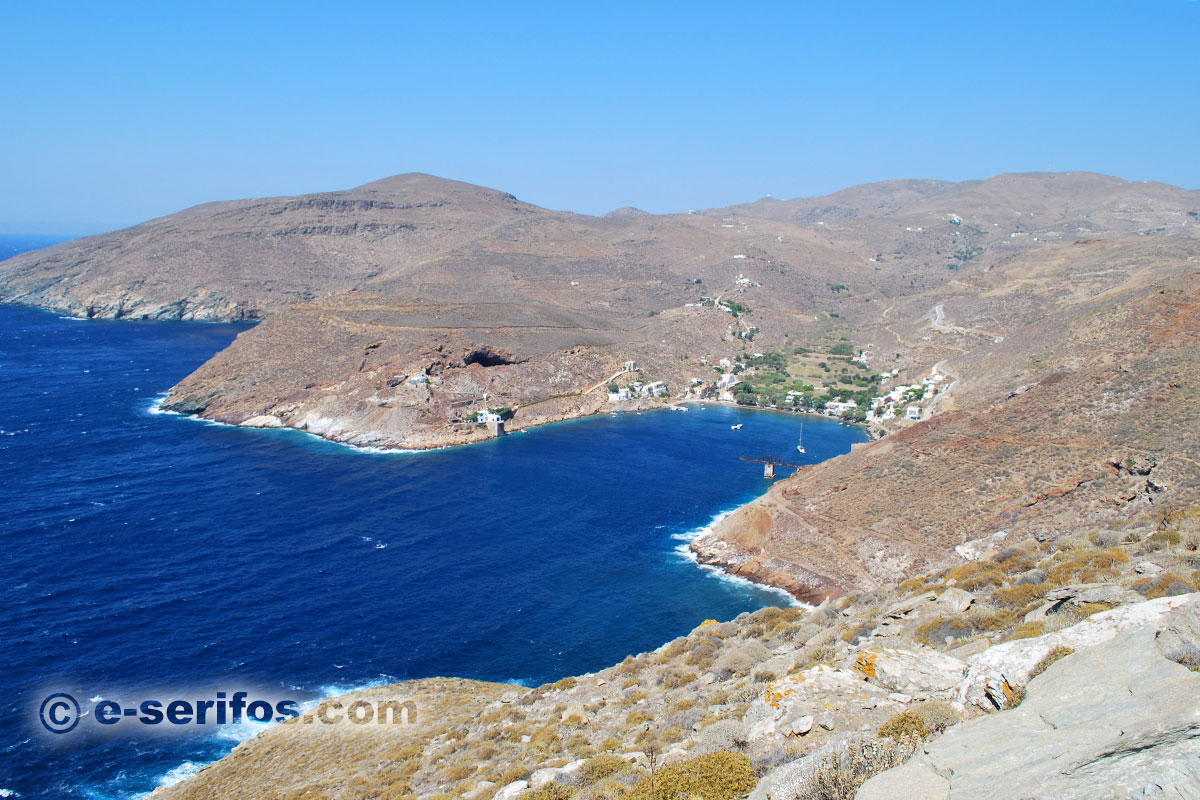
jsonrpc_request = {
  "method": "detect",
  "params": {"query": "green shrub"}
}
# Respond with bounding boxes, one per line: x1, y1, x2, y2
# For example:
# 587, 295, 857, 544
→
915, 616, 974, 647
660, 668, 697, 689
808, 736, 920, 800
914, 700, 960, 734
626, 751, 756, 800
878, 711, 928, 741
521, 784, 573, 800
579, 754, 630, 784
1141, 573, 1199, 599
1146, 530, 1183, 550
991, 584, 1045, 608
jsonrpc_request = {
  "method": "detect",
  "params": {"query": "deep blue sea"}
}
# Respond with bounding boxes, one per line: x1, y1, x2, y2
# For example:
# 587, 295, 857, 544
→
0, 276, 865, 798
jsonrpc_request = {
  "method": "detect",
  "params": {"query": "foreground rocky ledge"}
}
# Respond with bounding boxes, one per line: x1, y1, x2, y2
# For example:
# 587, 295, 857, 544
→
153, 533, 1200, 800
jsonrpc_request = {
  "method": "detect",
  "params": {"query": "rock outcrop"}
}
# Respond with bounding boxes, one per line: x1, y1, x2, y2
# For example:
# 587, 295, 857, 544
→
859, 617, 1200, 798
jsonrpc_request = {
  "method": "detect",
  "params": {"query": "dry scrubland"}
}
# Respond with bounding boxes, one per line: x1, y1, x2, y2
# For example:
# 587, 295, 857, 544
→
153, 525, 1200, 800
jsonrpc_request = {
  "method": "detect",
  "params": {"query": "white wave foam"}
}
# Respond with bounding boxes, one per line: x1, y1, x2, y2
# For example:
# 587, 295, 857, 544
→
213, 717, 275, 744
146, 395, 433, 455
311, 675, 398, 702
125, 760, 204, 800
670, 509, 804, 607
498, 677, 532, 687
153, 761, 203, 788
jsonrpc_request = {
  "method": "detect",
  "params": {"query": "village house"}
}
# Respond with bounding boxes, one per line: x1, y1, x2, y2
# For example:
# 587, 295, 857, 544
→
825, 400, 859, 416
607, 387, 631, 403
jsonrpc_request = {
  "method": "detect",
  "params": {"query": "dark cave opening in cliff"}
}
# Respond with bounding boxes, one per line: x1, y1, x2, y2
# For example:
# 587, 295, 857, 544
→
463, 348, 517, 367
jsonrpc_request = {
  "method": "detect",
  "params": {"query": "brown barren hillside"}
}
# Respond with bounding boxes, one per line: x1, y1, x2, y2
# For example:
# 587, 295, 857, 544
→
693, 238, 1200, 600
3, 171, 1198, 597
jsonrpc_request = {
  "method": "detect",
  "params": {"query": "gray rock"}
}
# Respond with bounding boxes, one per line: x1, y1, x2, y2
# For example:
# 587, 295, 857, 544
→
787, 714, 814, 735
856, 760, 950, 800
947, 637, 991, 660
954, 530, 1008, 562
854, 647, 967, 698
1136, 561, 1166, 575
936, 587, 975, 614
1023, 583, 1152, 623
529, 759, 585, 788
493, 780, 528, 800
884, 592, 938, 619
860, 618, 1200, 799
963, 593, 1198, 710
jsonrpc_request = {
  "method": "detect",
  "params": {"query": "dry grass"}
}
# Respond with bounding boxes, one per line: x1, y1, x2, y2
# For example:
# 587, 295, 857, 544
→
1005, 621, 1046, 641
1030, 646, 1075, 678
877, 711, 927, 741
807, 735, 921, 800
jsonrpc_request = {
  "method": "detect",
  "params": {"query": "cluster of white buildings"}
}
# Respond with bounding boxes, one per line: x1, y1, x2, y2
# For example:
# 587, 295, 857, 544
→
825, 399, 859, 416
866, 372, 944, 423
607, 380, 668, 403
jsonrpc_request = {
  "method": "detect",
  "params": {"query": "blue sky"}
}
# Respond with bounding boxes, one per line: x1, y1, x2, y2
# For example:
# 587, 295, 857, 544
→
2, 1, 1198, 230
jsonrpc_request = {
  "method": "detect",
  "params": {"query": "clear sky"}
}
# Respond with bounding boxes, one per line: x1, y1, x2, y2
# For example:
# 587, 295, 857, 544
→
2, 1, 1198, 231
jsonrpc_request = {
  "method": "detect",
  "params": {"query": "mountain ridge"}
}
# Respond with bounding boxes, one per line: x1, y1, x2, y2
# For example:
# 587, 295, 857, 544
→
2, 169, 1198, 604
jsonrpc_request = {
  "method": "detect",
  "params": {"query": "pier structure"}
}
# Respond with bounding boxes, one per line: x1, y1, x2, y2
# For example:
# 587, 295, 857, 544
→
740, 455, 805, 479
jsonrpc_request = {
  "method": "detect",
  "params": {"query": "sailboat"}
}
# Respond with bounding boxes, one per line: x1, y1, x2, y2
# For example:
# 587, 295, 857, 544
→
796, 423, 806, 454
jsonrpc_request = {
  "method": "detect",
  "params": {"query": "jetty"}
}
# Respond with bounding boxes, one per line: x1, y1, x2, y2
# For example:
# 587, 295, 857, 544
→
740, 454, 806, 479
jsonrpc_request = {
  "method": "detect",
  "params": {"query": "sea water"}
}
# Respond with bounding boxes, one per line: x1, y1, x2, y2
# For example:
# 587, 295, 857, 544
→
0, 300, 865, 798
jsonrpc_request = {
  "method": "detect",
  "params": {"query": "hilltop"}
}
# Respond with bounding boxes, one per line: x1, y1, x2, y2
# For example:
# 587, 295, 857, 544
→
711, 171, 1200, 231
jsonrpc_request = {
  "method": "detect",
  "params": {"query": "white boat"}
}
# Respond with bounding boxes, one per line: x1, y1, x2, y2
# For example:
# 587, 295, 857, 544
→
796, 423, 806, 453
731, 423, 743, 430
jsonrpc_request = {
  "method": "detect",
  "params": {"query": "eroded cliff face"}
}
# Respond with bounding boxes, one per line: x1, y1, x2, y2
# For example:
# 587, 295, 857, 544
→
694, 248, 1200, 601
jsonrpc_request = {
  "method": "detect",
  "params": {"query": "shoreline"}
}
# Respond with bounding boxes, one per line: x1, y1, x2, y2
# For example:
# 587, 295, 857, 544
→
159, 392, 864, 456
151, 391, 850, 605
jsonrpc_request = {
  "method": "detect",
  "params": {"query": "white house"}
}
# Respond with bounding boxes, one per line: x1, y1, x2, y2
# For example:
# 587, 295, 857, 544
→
608, 387, 631, 403
478, 409, 503, 423
825, 400, 859, 416
408, 373, 428, 386
906, 405, 921, 420
646, 381, 667, 397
